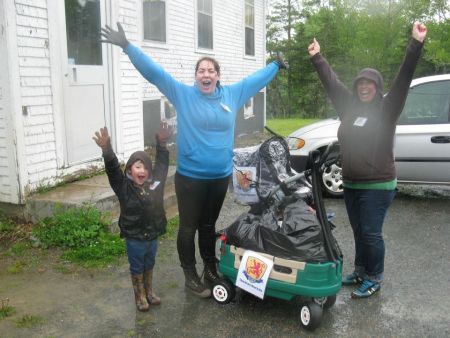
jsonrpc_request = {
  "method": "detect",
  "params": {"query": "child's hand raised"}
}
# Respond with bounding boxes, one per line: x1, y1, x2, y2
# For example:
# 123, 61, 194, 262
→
156, 121, 173, 146
93, 127, 112, 152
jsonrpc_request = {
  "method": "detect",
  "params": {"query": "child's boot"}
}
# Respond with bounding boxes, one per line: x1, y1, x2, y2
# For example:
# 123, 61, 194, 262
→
131, 274, 149, 311
143, 270, 161, 305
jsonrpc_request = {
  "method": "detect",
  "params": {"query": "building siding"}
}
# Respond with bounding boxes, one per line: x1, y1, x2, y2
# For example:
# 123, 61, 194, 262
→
14, 0, 57, 193
0, 0, 15, 203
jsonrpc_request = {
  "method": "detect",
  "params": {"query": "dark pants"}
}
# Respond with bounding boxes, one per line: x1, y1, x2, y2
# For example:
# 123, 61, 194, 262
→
126, 238, 158, 275
175, 172, 230, 269
344, 188, 396, 282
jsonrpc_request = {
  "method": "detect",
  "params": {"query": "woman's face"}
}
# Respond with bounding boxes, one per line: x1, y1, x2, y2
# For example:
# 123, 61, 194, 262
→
356, 79, 377, 102
195, 60, 220, 94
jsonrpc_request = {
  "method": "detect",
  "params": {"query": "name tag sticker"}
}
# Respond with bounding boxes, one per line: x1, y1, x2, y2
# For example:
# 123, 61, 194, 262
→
353, 117, 367, 127
150, 181, 160, 190
220, 103, 231, 113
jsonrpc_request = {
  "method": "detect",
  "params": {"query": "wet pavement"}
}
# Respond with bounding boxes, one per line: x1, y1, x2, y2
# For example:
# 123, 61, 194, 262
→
0, 189, 449, 337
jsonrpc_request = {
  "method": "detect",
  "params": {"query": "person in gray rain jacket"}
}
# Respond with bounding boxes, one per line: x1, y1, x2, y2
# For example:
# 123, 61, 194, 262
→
308, 22, 427, 298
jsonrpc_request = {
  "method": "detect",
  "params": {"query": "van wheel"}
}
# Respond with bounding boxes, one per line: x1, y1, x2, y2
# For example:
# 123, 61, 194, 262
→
321, 161, 343, 197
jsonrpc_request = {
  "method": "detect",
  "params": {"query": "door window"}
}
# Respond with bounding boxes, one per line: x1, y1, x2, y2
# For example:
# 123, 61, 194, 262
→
65, 0, 102, 65
398, 80, 450, 125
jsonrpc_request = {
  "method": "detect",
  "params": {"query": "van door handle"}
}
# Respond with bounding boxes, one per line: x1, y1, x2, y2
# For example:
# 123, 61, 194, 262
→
431, 136, 450, 143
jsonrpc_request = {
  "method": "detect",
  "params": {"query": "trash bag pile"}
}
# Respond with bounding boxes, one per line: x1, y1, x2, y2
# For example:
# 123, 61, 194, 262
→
224, 136, 330, 262
223, 197, 328, 262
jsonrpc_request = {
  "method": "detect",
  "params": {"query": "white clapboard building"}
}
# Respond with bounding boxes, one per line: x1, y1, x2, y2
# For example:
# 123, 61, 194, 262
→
0, 0, 269, 207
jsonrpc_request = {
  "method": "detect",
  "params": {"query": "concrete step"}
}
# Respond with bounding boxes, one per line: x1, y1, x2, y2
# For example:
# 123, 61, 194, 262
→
25, 166, 178, 226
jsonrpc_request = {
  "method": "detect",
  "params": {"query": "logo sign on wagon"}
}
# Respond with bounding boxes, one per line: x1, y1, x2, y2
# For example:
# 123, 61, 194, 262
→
236, 251, 273, 299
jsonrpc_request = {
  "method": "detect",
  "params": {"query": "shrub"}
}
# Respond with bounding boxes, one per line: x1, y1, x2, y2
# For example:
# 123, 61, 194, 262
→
33, 205, 109, 249
61, 232, 125, 267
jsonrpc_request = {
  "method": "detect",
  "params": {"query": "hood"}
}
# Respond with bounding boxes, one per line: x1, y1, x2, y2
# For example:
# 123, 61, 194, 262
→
288, 118, 340, 138
125, 151, 153, 179
353, 68, 384, 98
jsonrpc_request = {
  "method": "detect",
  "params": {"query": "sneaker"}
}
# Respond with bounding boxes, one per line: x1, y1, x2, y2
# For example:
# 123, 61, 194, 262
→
183, 268, 211, 298
351, 279, 381, 299
342, 271, 363, 286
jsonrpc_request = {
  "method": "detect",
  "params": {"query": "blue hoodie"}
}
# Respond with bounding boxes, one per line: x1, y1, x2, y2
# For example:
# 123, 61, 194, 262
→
125, 44, 279, 179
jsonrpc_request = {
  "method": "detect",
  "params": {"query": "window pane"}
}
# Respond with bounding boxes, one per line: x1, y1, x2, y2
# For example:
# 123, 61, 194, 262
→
198, 13, 213, 49
65, 0, 102, 65
245, 27, 254, 56
398, 81, 450, 125
198, 0, 212, 14
245, 4, 254, 27
143, 1, 166, 42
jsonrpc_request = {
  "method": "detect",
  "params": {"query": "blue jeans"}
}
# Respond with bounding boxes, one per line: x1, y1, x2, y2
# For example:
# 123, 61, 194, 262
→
126, 238, 158, 275
344, 188, 396, 282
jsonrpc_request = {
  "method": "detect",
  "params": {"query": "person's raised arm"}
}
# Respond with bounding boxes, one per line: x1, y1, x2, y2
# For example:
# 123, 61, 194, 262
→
93, 127, 124, 195
153, 121, 172, 186
101, 22, 181, 103
384, 22, 427, 118
228, 52, 288, 109
308, 38, 351, 116
100, 22, 129, 49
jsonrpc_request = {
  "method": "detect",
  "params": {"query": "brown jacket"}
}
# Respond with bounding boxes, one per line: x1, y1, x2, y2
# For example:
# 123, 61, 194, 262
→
310, 39, 423, 183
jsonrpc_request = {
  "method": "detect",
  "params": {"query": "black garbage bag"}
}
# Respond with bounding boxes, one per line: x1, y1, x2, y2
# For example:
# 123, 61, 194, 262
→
223, 199, 328, 263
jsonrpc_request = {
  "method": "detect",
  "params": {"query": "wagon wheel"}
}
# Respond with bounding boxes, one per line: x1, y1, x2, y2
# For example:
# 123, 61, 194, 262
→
212, 280, 236, 305
299, 302, 323, 331
313, 294, 337, 309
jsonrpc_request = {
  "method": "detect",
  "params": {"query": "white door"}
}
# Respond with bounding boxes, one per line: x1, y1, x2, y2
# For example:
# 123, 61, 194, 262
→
61, 0, 111, 165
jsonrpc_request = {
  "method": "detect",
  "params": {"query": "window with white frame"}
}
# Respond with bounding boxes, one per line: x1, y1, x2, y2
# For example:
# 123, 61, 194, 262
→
143, 0, 166, 42
197, 0, 213, 49
245, 0, 255, 56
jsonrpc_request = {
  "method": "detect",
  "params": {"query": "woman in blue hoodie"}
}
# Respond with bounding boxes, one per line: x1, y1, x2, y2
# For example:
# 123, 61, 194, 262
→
101, 22, 287, 298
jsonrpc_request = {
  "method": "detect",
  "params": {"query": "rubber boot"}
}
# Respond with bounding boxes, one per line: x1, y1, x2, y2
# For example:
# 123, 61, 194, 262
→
203, 260, 220, 285
131, 274, 149, 311
183, 267, 211, 298
143, 270, 161, 305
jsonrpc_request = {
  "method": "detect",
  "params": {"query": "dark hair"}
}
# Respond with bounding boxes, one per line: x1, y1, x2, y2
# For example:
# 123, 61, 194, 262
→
195, 57, 220, 76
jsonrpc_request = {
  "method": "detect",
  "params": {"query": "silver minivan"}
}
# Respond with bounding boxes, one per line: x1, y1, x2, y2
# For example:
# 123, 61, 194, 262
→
287, 74, 450, 196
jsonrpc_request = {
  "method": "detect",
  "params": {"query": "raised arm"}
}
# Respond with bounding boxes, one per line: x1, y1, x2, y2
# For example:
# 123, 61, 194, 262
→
93, 127, 124, 196
228, 58, 285, 109
101, 22, 182, 103
153, 122, 171, 181
384, 22, 427, 118
309, 38, 352, 117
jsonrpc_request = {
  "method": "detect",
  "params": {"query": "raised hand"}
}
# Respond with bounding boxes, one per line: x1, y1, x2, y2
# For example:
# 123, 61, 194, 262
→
100, 22, 129, 49
93, 127, 112, 152
308, 38, 320, 57
276, 52, 289, 70
412, 22, 427, 43
156, 121, 173, 146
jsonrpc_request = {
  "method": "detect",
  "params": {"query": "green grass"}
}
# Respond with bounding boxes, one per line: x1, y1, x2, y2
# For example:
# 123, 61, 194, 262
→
14, 314, 45, 328
266, 118, 321, 137
161, 216, 179, 241
0, 299, 16, 319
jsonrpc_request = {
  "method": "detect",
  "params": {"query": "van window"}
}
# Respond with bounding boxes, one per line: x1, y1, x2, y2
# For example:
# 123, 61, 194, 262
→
398, 80, 450, 125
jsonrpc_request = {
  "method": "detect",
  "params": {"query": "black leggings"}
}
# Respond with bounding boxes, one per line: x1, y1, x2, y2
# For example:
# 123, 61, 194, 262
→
175, 172, 230, 269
